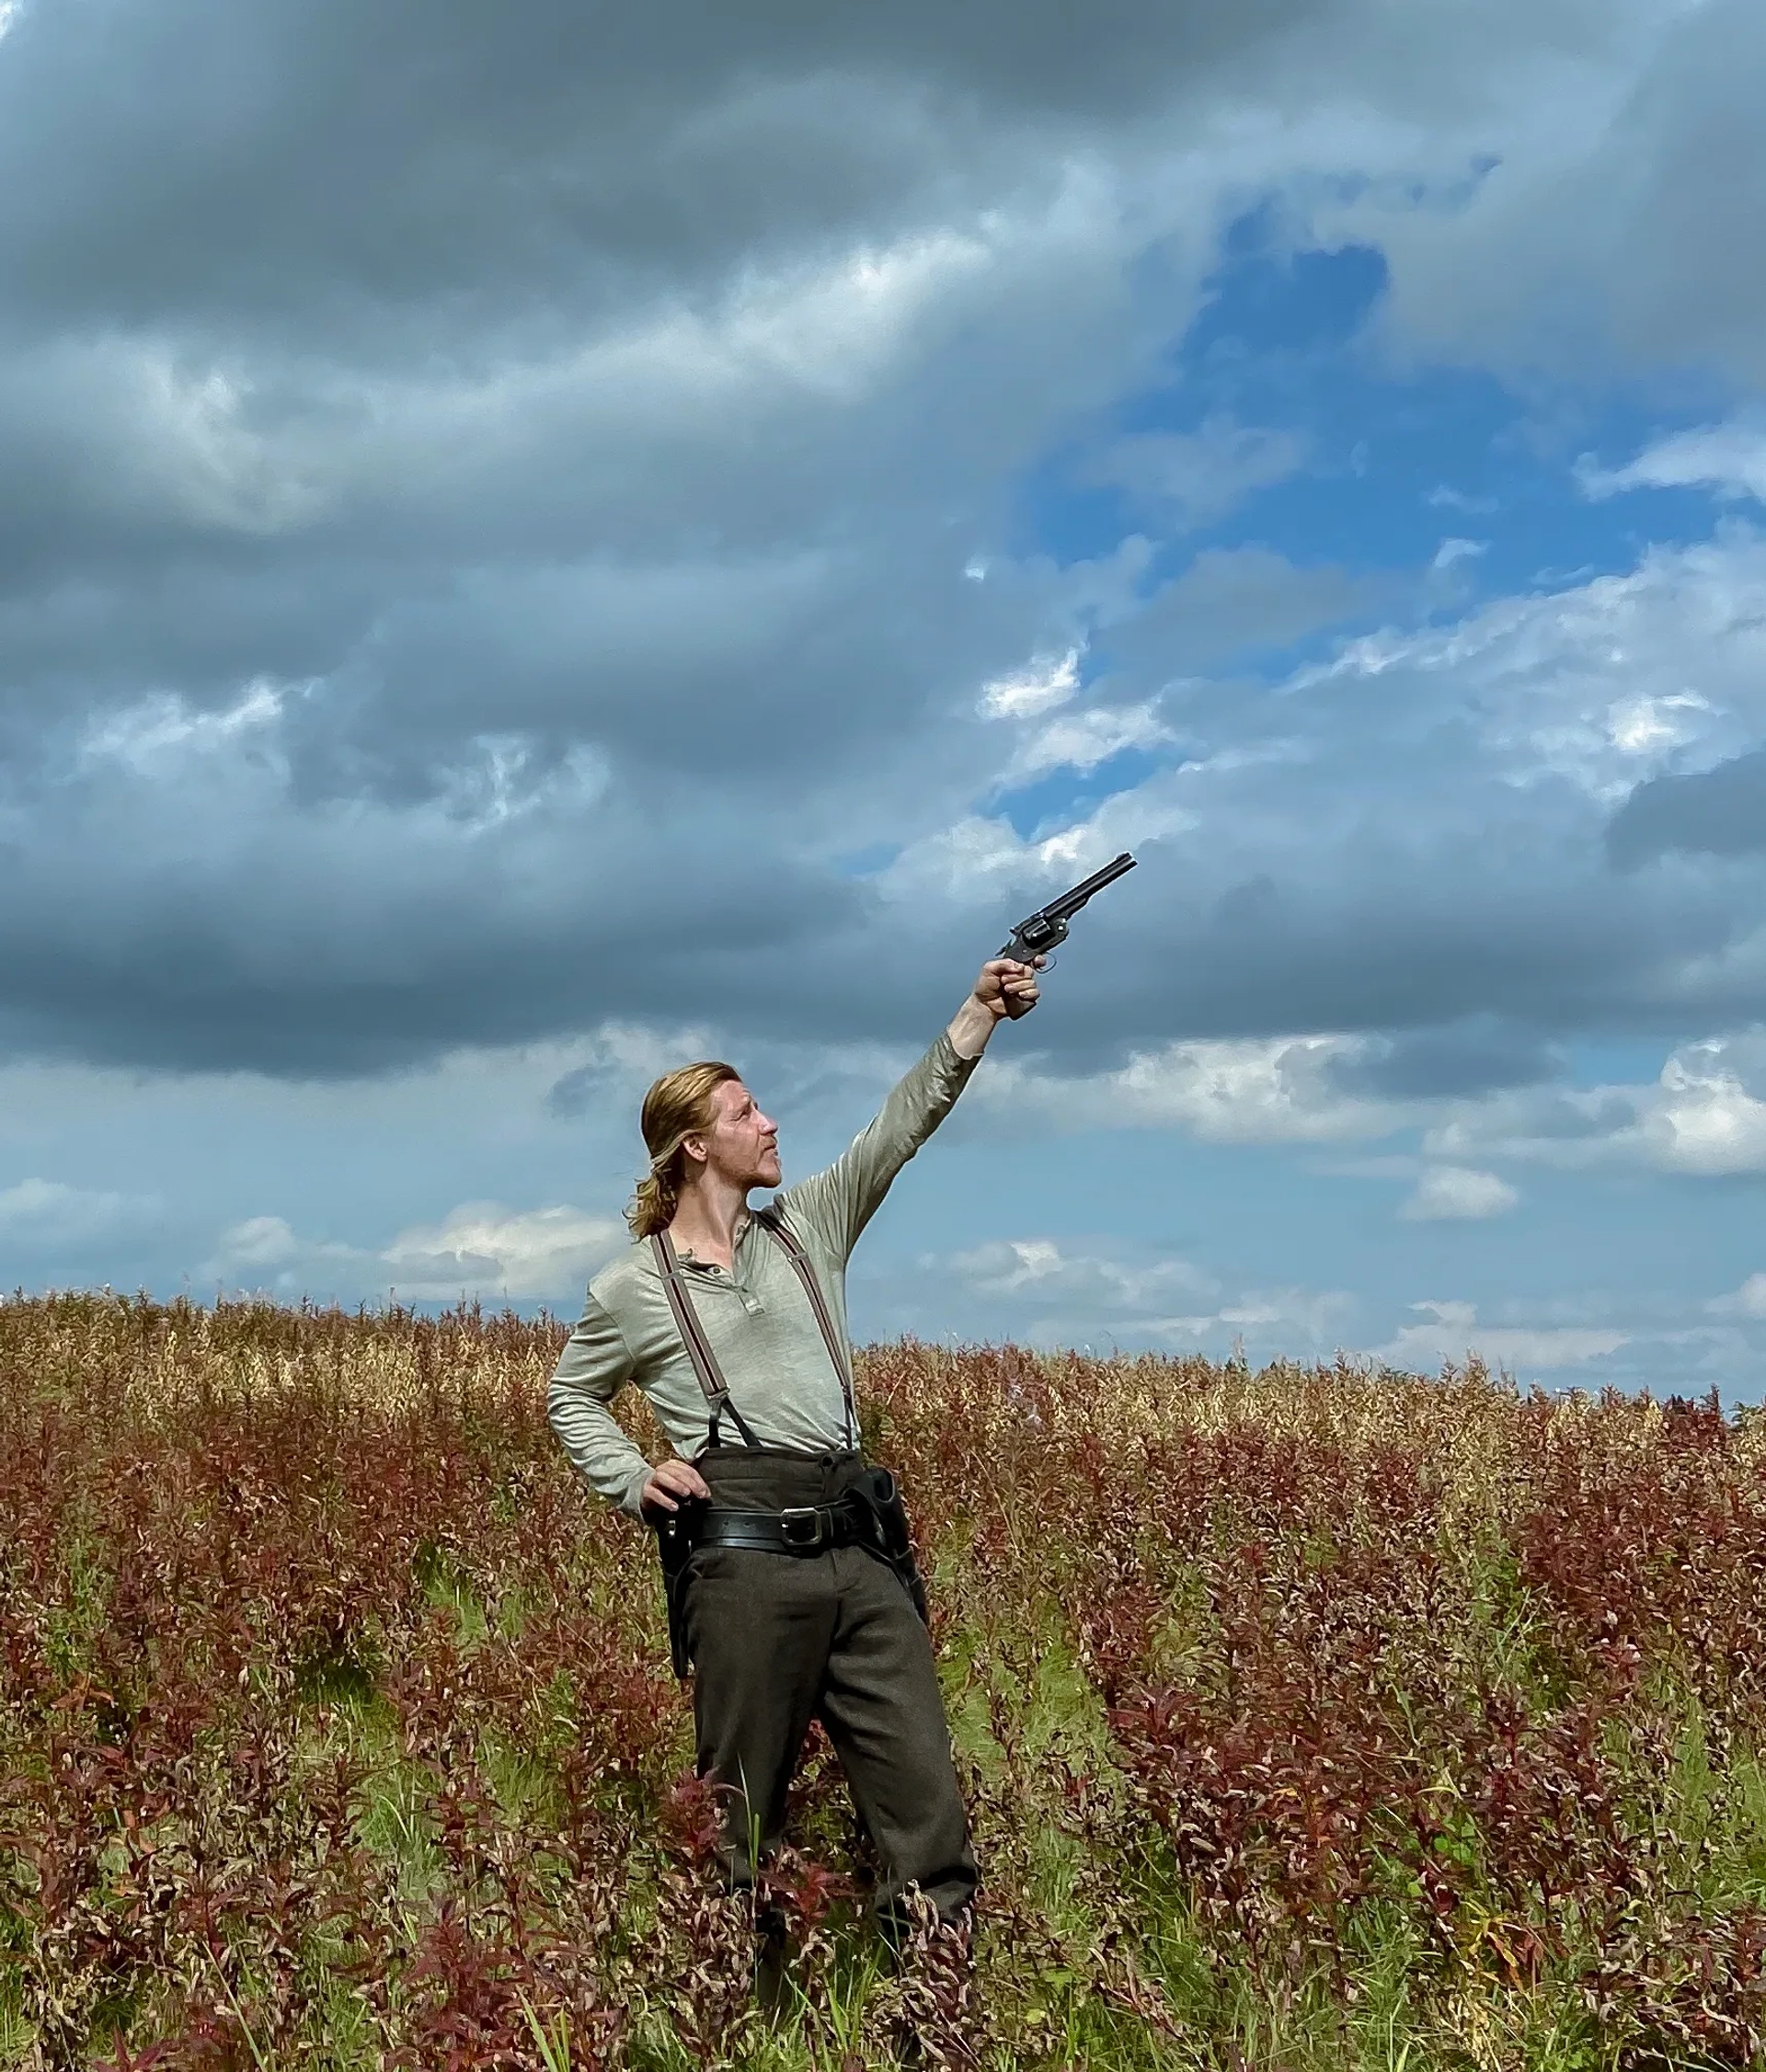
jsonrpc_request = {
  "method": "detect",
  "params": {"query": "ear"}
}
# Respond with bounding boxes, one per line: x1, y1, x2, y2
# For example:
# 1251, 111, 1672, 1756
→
681, 1134, 709, 1166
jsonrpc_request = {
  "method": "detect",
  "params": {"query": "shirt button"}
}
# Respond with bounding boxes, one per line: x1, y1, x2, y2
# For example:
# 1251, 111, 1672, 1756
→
741, 1296, 762, 1315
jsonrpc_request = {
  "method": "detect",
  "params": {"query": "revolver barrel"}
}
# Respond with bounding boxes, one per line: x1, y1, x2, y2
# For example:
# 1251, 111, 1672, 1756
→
997, 851, 1136, 959
1045, 850, 1136, 920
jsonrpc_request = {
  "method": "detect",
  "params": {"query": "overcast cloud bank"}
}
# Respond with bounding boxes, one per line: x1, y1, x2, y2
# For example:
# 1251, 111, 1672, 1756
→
3, 0, 1765, 1391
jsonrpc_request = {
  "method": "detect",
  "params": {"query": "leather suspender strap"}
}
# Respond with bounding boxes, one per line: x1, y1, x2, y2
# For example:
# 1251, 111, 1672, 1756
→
650, 1211, 858, 1454
649, 1231, 761, 1449
756, 1207, 857, 1451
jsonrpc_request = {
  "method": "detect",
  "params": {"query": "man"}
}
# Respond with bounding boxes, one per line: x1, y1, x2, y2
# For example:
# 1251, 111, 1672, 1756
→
546, 956, 1040, 1958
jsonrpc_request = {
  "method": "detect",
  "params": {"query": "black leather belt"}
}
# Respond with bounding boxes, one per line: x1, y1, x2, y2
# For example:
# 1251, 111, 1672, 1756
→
694, 1496, 878, 1554
653, 1470, 927, 1676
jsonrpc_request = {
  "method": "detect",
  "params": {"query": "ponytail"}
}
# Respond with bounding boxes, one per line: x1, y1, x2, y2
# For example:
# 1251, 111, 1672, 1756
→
625, 1060, 740, 1238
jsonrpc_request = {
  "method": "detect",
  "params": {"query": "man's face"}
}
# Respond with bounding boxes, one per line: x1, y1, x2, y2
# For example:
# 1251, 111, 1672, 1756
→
693, 1078, 782, 1192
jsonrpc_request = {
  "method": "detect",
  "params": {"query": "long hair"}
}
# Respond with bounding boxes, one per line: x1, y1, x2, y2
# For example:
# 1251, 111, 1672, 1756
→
626, 1060, 740, 1238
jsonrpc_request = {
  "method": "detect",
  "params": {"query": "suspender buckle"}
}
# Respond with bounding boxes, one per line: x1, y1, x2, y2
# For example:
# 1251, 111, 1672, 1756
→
778, 1505, 827, 1550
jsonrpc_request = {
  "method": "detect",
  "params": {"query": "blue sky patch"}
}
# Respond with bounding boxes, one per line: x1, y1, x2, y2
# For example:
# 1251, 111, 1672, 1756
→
988, 745, 1170, 841
1023, 208, 1745, 657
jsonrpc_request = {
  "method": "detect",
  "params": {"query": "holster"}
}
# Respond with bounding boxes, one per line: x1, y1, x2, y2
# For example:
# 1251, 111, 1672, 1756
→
652, 1495, 707, 1679
649, 1466, 928, 1682
845, 1465, 931, 1625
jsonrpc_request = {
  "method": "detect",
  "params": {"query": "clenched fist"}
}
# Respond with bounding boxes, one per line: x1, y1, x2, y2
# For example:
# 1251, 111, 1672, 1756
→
973, 956, 1042, 1021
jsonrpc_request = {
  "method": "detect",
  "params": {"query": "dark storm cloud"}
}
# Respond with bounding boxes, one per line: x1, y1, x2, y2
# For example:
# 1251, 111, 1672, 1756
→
1054, 853, 1744, 1053
278, 540, 1054, 794
0, 776, 876, 1075
0, 0, 1285, 1082
1568, 0, 1766, 384
1606, 750, 1766, 868
0, 0, 1760, 1085
0, 0, 1315, 342
1324, 1023, 1562, 1101
1377, 0, 1766, 387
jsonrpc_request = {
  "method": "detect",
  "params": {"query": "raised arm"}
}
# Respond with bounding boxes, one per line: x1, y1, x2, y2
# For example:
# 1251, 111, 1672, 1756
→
776, 957, 1038, 1265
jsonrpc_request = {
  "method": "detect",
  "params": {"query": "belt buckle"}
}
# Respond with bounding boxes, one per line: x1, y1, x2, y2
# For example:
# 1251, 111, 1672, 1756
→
778, 1505, 825, 1550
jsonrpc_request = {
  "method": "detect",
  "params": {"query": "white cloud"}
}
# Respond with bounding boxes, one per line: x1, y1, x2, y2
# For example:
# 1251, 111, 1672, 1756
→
1372, 1299, 1626, 1374
205, 1201, 623, 1303
980, 648, 1081, 720
1431, 536, 1488, 570
0, 1177, 163, 1249
1579, 422, 1766, 506
1289, 533, 1766, 805
986, 1035, 1407, 1146
1207, 1287, 1357, 1345
110, 218, 1012, 524
920, 1234, 1351, 1354
1399, 1164, 1519, 1220
1644, 1044, 1766, 1175
1427, 486, 1499, 515
218, 1214, 303, 1267
79, 680, 286, 777
959, 1011, 1766, 1189
1005, 699, 1170, 782
384, 1203, 623, 1299
1709, 1273, 1766, 1322
1429, 1033, 1766, 1178
1604, 691, 1709, 755
943, 1236, 1216, 1310
704, 227, 997, 404
875, 784, 1194, 899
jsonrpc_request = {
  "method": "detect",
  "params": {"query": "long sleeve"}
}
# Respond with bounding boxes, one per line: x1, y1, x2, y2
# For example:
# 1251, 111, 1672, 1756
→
547, 1292, 653, 1517
774, 1031, 979, 1267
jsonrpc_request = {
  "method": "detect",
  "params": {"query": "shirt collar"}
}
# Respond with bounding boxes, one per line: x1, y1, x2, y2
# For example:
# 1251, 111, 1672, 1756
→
676, 1208, 751, 1266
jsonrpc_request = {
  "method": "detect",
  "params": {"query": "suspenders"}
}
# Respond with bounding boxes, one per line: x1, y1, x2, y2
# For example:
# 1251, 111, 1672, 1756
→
757, 1207, 858, 1436
648, 1206, 857, 1452
650, 1228, 761, 1450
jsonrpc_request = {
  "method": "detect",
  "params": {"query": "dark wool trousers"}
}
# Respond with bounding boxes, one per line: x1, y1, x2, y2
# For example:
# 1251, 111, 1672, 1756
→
681, 1446, 978, 1927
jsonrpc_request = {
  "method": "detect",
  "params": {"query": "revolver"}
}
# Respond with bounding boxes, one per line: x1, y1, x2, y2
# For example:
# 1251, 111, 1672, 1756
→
998, 852, 1136, 966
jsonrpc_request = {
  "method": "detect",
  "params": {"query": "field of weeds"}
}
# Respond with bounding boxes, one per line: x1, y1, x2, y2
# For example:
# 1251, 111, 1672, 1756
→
2, 1294, 1764, 2071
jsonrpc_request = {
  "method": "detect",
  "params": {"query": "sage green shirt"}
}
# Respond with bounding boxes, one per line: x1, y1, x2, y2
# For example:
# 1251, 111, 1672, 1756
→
547, 1032, 979, 1515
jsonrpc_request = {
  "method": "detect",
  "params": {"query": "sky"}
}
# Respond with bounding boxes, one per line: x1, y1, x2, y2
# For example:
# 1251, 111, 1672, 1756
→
3, 0, 1766, 1397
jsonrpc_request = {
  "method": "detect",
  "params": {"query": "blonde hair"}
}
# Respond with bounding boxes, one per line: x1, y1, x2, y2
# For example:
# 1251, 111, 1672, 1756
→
626, 1060, 740, 1238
